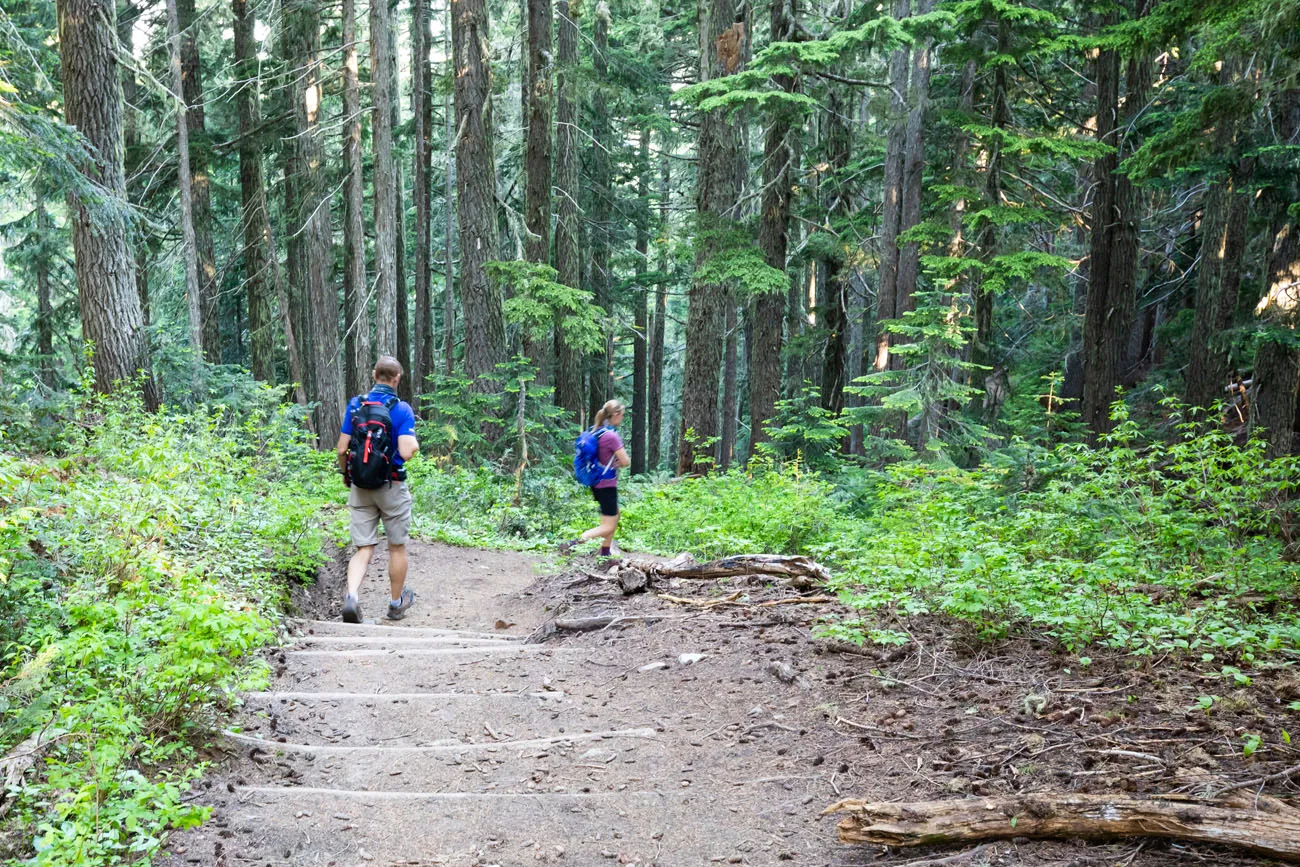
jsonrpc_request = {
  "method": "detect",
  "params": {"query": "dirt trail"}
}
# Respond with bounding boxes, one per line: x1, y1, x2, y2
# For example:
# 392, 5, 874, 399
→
162, 542, 862, 866
163, 543, 1273, 867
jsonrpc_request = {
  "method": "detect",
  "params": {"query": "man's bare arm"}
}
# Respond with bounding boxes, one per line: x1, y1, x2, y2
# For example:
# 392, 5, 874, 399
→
336, 433, 351, 475
397, 434, 419, 462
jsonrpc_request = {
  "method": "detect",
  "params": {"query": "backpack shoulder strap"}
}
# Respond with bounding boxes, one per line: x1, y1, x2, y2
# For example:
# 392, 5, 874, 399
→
383, 395, 400, 410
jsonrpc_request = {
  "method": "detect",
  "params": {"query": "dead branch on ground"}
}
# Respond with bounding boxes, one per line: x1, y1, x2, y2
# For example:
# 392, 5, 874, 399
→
825, 792, 1300, 862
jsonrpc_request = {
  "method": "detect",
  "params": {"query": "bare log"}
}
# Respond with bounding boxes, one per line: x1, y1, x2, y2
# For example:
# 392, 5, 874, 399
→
621, 554, 831, 586
0, 725, 65, 818
825, 793, 1300, 862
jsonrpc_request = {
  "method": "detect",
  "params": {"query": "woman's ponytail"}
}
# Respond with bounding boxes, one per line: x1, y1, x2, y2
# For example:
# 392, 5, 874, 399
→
593, 399, 626, 430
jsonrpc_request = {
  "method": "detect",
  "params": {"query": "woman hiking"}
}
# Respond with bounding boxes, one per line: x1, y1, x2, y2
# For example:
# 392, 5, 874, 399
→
562, 400, 631, 558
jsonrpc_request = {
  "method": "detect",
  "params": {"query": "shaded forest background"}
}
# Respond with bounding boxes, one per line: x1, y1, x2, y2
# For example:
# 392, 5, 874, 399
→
2, 0, 1298, 466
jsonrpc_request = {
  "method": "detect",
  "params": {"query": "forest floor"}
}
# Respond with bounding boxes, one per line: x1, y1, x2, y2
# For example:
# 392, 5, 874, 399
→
159, 541, 1296, 867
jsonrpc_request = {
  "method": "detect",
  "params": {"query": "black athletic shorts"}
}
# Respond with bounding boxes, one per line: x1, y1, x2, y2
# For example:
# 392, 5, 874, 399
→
591, 486, 619, 517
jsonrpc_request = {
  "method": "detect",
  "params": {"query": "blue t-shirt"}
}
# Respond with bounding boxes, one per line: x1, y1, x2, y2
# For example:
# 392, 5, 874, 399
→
341, 385, 417, 468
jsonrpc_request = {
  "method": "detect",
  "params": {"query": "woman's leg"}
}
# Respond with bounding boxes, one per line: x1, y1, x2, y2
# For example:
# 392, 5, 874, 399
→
580, 514, 619, 544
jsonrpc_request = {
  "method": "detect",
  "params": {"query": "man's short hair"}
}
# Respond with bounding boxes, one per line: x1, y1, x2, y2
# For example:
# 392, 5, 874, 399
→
373, 355, 403, 382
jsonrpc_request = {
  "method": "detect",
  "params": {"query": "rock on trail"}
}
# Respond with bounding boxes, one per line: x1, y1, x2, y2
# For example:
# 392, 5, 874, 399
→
160, 542, 856, 866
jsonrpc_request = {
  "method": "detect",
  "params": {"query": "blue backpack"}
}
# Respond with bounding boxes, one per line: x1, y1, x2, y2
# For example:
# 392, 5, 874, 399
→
574, 426, 616, 487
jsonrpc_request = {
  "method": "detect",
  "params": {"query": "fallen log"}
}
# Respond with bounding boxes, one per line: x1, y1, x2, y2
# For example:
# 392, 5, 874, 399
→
0, 724, 64, 818
621, 553, 831, 587
825, 793, 1300, 862
658, 591, 744, 608
554, 615, 662, 632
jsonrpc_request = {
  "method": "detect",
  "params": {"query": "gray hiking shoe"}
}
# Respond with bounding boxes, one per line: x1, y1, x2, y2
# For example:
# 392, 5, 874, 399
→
387, 588, 415, 620
341, 593, 362, 624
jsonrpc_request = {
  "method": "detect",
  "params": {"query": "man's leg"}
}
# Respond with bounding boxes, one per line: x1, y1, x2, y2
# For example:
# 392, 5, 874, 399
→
347, 545, 375, 597
388, 543, 407, 600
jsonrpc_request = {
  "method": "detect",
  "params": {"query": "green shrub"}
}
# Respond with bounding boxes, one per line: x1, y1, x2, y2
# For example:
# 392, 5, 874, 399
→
0, 381, 330, 866
620, 461, 847, 558
819, 401, 1300, 660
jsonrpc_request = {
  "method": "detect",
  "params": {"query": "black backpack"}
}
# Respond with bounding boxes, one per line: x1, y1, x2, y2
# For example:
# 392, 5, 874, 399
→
347, 394, 402, 489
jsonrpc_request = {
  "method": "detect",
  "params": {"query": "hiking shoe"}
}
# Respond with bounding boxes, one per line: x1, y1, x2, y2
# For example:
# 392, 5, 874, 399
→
387, 588, 415, 620
558, 539, 578, 554
342, 593, 362, 624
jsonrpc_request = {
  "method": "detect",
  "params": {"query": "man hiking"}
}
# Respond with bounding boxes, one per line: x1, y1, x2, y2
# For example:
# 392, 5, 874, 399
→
335, 356, 419, 623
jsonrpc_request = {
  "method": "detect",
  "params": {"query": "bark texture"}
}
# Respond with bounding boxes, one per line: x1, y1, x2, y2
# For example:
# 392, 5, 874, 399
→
590, 1, 613, 409
749, 0, 797, 450
453, 0, 505, 389
442, 1, 456, 375
553, 0, 584, 416
35, 203, 55, 388
827, 793, 1300, 862
872, 0, 910, 372
895, 0, 934, 319
820, 86, 850, 413
342, 0, 370, 395
413, 0, 434, 401
1187, 155, 1252, 410
57, 0, 158, 408
970, 18, 1009, 379
1252, 221, 1300, 456
284, 0, 343, 442
166, 0, 205, 372
177, 0, 220, 361
632, 130, 650, 475
648, 121, 669, 468
680, 0, 744, 473
372, 0, 399, 357
521, 0, 553, 377
1082, 41, 1149, 437
233, 0, 275, 383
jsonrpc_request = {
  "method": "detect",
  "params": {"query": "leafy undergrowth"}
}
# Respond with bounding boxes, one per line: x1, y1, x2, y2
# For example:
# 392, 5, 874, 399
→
408, 405, 1300, 671
0, 386, 331, 866
818, 408, 1300, 667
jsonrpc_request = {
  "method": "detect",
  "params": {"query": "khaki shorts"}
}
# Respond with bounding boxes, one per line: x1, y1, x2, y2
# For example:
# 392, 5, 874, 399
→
348, 481, 412, 547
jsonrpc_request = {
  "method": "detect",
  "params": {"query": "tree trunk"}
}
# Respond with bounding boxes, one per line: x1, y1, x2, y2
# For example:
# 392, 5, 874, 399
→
284, 0, 343, 443
820, 82, 851, 414
522, 0, 553, 379
118, 0, 150, 328
166, 0, 205, 380
1253, 221, 1300, 457
553, 0, 584, 417
1082, 39, 1149, 437
590, 0, 613, 406
453, 0, 506, 388
443, 0, 456, 375
1187, 153, 1253, 410
413, 0, 434, 398
631, 130, 650, 475
872, 0, 910, 372
411, 0, 431, 402
57, 0, 157, 407
522, 0, 553, 265
233, 0, 276, 383
827, 793, 1300, 862
719, 299, 739, 467
390, 9, 411, 400
970, 17, 1008, 379
648, 120, 669, 469
372, 0, 399, 357
680, 0, 744, 473
34, 202, 55, 388
390, 11, 410, 402
894, 0, 933, 320
176, 0, 220, 362
749, 0, 796, 452
342, 0, 370, 395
